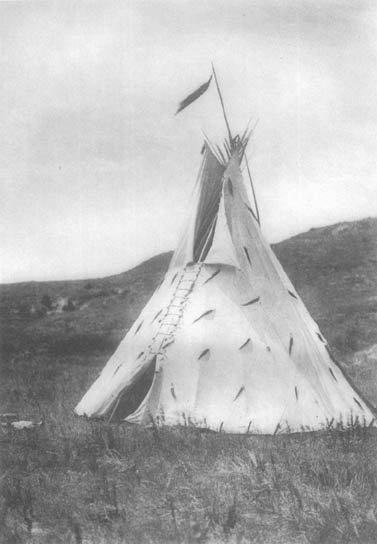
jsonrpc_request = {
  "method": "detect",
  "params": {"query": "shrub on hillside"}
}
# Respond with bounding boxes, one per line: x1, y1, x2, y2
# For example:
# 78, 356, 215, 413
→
41, 294, 52, 310
63, 299, 75, 312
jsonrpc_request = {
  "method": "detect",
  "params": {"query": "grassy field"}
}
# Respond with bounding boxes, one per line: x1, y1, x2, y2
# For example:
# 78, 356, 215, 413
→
1, 218, 377, 543
1, 350, 377, 544
1, 349, 377, 544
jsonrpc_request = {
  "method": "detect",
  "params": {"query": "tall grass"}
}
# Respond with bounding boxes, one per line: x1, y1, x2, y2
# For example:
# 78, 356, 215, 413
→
1, 351, 377, 543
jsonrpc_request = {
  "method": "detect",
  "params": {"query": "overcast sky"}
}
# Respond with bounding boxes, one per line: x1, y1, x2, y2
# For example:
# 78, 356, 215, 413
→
1, 0, 376, 283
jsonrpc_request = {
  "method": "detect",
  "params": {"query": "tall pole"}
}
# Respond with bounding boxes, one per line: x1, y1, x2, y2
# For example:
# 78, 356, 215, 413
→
211, 63, 233, 145
245, 154, 260, 225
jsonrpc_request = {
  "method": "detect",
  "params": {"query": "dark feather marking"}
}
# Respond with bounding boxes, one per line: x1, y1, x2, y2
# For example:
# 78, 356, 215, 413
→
204, 268, 220, 285
171, 273, 178, 285
233, 386, 245, 401
193, 309, 215, 323
329, 367, 337, 382
243, 246, 252, 265
170, 385, 177, 400
354, 397, 364, 411
134, 321, 143, 335
295, 386, 298, 400
137, 351, 144, 360
289, 336, 294, 355
288, 290, 298, 300
151, 309, 162, 323
239, 338, 251, 350
198, 348, 210, 360
242, 297, 260, 307
317, 332, 325, 343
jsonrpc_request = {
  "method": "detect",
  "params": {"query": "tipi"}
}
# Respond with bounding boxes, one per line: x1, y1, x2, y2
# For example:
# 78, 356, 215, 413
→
75, 77, 375, 434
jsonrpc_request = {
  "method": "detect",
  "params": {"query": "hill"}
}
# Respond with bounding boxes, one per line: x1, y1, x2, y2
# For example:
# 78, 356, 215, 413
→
1, 216, 377, 405
1, 218, 377, 388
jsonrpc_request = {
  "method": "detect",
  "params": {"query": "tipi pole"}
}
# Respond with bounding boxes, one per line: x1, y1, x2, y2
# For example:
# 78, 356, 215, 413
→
211, 63, 233, 144
245, 154, 260, 225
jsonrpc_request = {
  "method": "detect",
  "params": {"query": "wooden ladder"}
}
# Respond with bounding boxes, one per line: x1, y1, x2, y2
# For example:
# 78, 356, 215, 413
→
147, 263, 203, 360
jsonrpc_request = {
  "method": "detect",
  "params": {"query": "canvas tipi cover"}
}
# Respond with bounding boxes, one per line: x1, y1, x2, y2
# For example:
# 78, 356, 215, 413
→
75, 140, 375, 434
